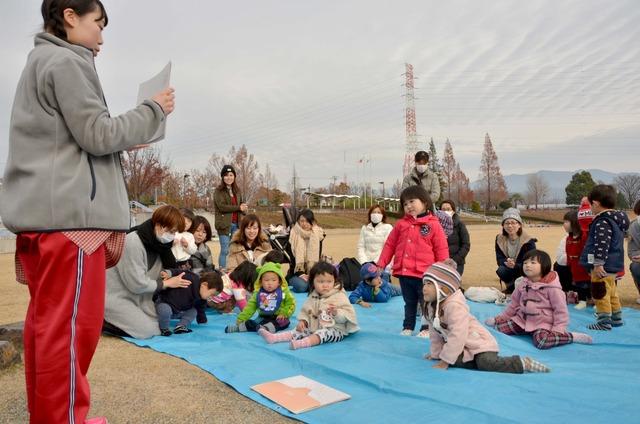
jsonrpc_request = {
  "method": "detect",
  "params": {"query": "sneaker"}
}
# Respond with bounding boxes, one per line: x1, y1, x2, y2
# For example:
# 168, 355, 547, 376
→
173, 325, 193, 334
575, 301, 587, 310
416, 329, 430, 338
160, 328, 172, 337
400, 329, 413, 336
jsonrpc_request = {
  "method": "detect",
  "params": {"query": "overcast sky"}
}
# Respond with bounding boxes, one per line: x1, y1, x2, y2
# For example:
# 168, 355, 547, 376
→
1, 0, 639, 191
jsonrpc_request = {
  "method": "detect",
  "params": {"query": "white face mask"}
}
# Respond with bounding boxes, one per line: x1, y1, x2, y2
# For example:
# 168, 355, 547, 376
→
443, 210, 454, 218
157, 231, 175, 244
370, 213, 383, 224
416, 164, 428, 174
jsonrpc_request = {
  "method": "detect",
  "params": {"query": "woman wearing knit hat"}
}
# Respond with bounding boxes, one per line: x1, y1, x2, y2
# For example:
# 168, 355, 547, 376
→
422, 260, 550, 373
214, 165, 248, 270
494, 208, 537, 294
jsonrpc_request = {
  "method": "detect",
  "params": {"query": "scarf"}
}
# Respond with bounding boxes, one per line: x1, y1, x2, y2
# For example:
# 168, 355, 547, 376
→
289, 223, 322, 273
134, 219, 177, 270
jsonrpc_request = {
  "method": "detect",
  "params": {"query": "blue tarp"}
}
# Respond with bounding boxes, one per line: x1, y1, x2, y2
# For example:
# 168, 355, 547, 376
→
127, 294, 640, 423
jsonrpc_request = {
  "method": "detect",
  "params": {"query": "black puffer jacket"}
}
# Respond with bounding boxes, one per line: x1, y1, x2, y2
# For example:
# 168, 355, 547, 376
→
447, 213, 471, 265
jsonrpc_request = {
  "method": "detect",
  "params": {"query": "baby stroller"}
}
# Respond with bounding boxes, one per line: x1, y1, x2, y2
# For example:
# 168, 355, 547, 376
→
266, 206, 325, 277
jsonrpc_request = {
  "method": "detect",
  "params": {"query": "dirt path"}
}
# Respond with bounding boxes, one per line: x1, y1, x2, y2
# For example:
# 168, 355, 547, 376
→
1, 225, 637, 422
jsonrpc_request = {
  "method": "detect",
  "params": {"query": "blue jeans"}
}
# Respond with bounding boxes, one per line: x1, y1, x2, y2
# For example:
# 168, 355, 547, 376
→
155, 303, 197, 330
631, 262, 640, 295
288, 275, 309, 293
218, 223, 238, 269
399, 276, 423, 331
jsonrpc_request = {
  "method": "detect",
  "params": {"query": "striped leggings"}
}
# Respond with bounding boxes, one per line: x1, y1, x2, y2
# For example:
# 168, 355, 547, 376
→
294, 327, 346, 344
495, 319, 573, 350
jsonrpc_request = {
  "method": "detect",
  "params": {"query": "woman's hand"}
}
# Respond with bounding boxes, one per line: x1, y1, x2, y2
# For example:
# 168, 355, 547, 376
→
359, 301, 372, 308
505, 258, 516, 269
152, 87, 175, 115
239, 203, 249, 212
296, 320, 308, 332
163, 272, 191, 289
180, 237, 189, 248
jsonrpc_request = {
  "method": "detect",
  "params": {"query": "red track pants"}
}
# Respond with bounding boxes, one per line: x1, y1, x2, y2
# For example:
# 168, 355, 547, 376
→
16, 232, 106, 424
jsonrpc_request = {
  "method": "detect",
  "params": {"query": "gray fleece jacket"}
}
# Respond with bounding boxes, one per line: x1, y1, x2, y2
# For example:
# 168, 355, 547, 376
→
628, 219, 640, 259
105, 231, 163, 339
0, 33, 164, 233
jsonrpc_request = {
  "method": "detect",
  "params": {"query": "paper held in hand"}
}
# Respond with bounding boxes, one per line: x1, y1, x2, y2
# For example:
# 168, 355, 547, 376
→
251, 375, 350, 414
136, 61, 171, 143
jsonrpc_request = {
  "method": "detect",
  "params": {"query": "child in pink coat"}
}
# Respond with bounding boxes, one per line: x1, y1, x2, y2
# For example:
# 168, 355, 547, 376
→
486, 249, 592, 349
377, 185, 449, 337
423, 260, 550, 373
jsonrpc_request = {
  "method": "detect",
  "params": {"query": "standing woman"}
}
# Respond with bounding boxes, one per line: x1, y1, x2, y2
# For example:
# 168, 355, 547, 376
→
0, 1, 174, 422
214, 165, 248, 270
356, 205, 393, 265
440, 200, 471, 275
495, 208, 537, 294
226, 214, 272, 273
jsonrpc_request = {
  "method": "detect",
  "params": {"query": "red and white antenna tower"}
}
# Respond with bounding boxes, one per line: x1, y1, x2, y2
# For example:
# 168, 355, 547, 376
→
402, 63, 418, 177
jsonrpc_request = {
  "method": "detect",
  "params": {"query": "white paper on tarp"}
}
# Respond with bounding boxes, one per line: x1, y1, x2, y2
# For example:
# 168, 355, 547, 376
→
136, 62, 171, 143
251, 375, 351, 414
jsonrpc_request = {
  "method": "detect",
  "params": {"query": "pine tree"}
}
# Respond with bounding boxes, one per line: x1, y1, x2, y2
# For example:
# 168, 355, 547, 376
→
565, 171, 596, 205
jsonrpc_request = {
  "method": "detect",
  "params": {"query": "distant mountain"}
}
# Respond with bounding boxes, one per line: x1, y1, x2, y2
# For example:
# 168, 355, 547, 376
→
500, 169, 630, 200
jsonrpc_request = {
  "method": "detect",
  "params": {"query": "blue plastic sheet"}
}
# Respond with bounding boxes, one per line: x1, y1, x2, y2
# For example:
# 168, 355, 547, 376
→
127, 293, 640, 423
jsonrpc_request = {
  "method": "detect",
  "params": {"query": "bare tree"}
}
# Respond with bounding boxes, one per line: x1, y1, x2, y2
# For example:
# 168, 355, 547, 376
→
391, 179, 402, 199
614, 174, 640, 208
259, 163, 278, 205
121, 147, 169, 202
526, 174, 550, 210
442, 139, 456, 200
478, 133, 507, 211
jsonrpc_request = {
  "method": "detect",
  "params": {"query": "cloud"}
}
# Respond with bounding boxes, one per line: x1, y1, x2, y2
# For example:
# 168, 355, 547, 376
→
1, 0, 639, 192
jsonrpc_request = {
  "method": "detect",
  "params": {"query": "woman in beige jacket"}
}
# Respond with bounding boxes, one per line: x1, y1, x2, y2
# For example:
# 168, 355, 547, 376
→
226, 214, 272, 274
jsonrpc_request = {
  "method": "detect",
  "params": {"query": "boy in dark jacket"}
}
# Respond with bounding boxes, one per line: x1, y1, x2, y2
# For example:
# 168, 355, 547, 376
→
349, 262, 402, 307
156, 270, 223, 335
580, 185, 630, 330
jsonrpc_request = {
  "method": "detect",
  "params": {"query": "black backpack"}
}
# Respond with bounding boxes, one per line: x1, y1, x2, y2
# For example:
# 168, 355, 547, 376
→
338, 257, 362, 291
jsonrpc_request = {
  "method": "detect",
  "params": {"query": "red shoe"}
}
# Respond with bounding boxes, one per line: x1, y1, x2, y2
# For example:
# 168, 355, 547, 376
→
85, 418, 109, 424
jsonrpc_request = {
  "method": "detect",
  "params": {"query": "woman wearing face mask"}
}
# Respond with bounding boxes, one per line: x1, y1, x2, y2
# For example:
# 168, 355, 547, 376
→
357, 205, 394, 265
104, 205, 194, 339
440, 200, 471, 275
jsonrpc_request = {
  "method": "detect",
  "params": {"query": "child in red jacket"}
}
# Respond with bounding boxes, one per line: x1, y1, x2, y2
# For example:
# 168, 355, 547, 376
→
377, 185, 449, 336
564, 199, 593, 309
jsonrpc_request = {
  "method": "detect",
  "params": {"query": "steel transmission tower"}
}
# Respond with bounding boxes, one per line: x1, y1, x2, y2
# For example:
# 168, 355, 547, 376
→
402, 63, 418, 177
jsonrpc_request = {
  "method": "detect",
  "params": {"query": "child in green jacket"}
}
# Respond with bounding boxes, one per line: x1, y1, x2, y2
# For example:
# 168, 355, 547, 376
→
225, 262, 296, 333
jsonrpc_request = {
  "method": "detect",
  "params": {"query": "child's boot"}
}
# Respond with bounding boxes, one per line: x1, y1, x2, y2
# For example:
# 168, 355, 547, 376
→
611, 310, 624, 327
587, 312, 612, 331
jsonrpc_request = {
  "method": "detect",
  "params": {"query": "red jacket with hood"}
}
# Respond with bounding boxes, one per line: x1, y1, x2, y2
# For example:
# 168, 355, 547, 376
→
377, 213, 449, 279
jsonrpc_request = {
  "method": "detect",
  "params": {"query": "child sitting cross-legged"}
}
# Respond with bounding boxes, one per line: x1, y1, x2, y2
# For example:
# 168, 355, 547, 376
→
156, 270, 223, 336
423, 260, 550, 373
225, 262, 295, 333
349, 262, 402, 308
486, 249, 592, 348
259, 261, 360, 349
